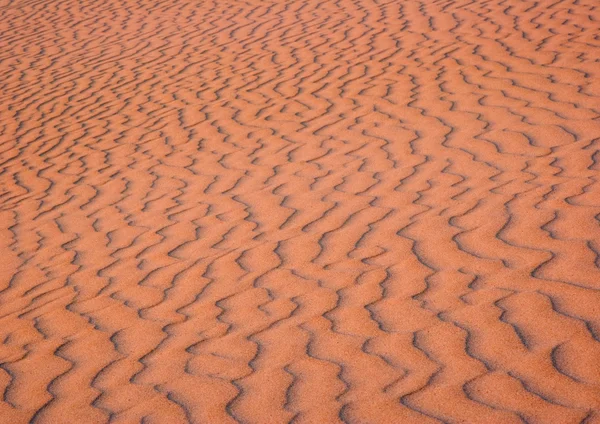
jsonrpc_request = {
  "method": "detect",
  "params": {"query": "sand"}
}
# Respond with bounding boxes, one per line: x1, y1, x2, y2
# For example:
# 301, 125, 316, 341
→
1, 0, 600, 422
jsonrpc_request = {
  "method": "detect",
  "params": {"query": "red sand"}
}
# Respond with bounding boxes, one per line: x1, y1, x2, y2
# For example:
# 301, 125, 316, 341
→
1, 0, 600, 422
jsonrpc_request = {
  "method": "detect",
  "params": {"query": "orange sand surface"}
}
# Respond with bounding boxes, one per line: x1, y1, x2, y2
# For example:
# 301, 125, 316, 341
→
1, 0, 600, 422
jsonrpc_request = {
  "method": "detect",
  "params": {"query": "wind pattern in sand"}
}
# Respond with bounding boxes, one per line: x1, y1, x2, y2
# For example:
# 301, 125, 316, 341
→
1, 0, 600, 422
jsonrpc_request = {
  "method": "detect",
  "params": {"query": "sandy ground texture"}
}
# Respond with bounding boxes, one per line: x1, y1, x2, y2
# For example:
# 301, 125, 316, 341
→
1, 0, 600, 422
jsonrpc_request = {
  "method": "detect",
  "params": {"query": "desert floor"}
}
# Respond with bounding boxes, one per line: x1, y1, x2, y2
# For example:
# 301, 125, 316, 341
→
1, 0, 600, 422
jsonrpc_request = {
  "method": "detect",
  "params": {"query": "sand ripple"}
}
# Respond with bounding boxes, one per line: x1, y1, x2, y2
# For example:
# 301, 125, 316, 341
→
1, 0, 600, 422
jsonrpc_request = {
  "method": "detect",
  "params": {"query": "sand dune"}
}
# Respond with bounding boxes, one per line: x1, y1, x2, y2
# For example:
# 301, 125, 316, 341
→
1, 0, 600, 422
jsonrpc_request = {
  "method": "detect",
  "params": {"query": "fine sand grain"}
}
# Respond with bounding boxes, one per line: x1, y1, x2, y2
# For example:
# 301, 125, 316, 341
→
1, 0, 600, 422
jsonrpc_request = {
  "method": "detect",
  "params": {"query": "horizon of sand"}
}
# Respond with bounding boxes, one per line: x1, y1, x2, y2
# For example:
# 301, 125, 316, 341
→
1, 0, 600, 422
